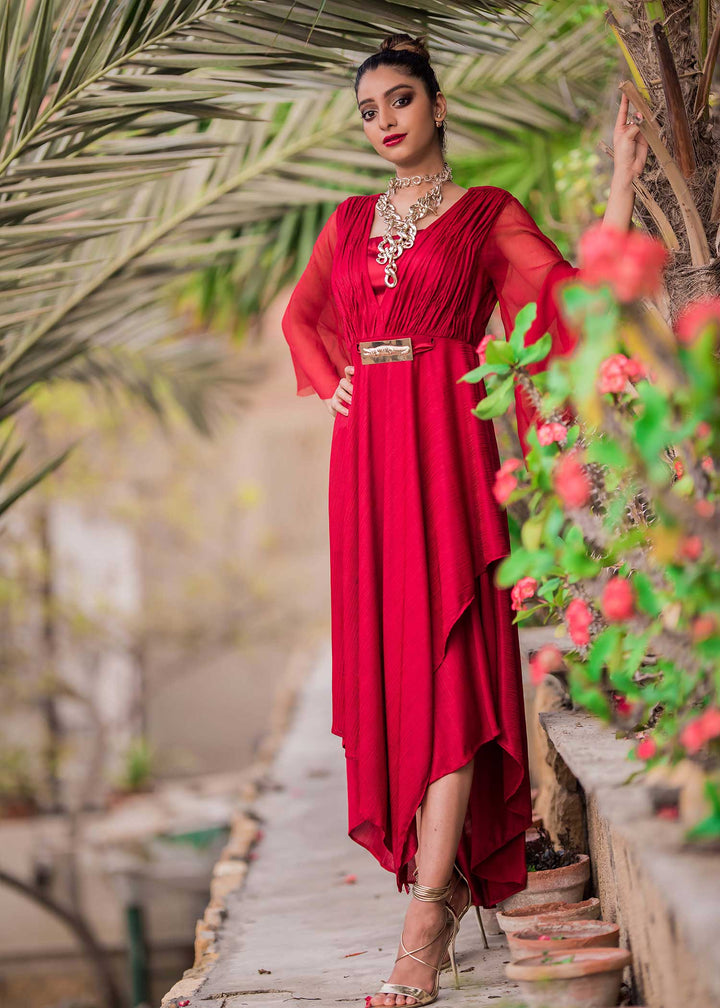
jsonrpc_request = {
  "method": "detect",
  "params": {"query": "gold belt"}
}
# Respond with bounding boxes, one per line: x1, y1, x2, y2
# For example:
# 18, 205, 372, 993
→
357, 335, 447, 364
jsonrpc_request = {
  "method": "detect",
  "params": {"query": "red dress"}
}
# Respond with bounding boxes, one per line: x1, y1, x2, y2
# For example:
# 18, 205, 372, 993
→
282, 185, 578, 907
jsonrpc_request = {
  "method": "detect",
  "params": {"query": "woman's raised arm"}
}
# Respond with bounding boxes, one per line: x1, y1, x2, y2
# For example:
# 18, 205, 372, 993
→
482, 194, 580, 455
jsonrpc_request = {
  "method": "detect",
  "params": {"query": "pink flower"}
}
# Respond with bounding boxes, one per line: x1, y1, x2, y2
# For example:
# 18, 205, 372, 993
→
695, 499, 715, 518
691, 614, 717, 642
511, 576, 538, 611
624, 357, 646, 381
537, 422, 568, 446
597, 353, 646, 394
612, 692, 632, 717
696, 421, 711, 439
680, 708, 720, 754
679, 536, 703, 562
674, 458, 684, 478
578, 224, 668, 303
553, 452, 591, 508
601, 576, 636, 622
701, 456, 714, 473
529, 644, 565, 686
493, 458, 523, 505
636, 736, 657, 760
676, 297, 720, 344
476, 334, 494, 364
565, 598, 593, 646
598, 356, 627, 394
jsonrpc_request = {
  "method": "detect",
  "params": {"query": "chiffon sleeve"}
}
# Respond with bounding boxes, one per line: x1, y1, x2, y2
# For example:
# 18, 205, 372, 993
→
483, 195, 580, 456
281, 208, 349, 400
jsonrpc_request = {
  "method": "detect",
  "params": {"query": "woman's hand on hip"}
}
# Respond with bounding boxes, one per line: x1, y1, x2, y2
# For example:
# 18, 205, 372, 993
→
324, 365, 354, 417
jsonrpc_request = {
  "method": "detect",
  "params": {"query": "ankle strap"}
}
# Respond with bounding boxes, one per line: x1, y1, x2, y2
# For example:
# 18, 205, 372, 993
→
411, 880, 452, 902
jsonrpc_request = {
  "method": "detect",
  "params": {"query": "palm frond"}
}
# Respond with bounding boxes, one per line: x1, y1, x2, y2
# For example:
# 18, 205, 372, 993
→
0, 0, 540, 434
1, 0, 614, 412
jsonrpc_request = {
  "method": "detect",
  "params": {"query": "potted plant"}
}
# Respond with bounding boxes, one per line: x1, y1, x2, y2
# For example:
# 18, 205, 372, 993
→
497, 897, 601, 935
507, 919, 620, 962
500, 826, 590, 911
505, 947, 631, 1007
107, 737, 155, 806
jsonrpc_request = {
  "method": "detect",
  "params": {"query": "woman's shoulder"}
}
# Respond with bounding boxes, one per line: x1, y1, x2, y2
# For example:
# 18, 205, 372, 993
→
467, 184, 517, 206
329, 192, 376, 232
335, 192, 377, 212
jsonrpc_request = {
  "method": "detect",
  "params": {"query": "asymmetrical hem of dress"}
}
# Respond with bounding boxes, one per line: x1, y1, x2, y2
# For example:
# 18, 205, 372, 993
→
339, 558, 532, 908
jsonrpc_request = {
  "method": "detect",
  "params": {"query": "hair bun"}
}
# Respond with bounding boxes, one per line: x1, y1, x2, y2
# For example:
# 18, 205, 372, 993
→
378, 33, 430, 61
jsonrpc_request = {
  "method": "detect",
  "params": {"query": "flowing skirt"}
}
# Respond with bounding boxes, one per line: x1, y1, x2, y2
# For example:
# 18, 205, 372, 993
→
328, 337, 532, 907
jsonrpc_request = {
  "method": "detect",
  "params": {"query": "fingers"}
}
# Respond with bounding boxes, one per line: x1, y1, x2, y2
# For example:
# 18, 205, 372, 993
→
615, 91, 628, 128
331, 366, 355, 418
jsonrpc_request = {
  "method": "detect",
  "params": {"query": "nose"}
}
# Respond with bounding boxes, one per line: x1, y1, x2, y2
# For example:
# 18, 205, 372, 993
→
377, 106, 397, 132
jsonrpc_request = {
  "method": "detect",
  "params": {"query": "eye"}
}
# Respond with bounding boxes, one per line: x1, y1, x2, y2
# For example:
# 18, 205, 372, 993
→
358, 93, 409, 121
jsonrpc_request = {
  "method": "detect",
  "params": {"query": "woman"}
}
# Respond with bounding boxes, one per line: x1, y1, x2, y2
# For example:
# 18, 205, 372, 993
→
282, 34, 647, 1008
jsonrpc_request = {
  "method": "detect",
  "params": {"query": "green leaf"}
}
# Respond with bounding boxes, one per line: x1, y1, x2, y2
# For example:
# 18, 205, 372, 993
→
633, 571, 662, 617
518, 331, 552, 367
586, 626, 623, 683
565, 424, 580, 450
586, 436, 630, 470
537, 576, 562, 599
495, 548, 555, 586
697, 637, 720, 660
521, 513, 546, 551
472, 374, 515, 420
570, 680, 612, 719
509, 302, 538, 353
485, 339, 516, 365
0, 443, 74, 516
458, 361, 511, 383
633, 383, 671, 462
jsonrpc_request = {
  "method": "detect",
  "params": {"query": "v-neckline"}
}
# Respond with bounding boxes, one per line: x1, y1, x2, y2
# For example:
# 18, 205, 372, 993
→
362, 187, 475, 313
365, 185, 475, 243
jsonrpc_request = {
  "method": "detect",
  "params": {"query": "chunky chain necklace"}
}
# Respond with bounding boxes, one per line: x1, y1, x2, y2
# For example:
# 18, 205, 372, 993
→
375, 162, 452, 288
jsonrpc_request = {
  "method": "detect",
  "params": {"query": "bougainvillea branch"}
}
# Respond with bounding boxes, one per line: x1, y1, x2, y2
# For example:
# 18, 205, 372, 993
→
462, 224, 720, 838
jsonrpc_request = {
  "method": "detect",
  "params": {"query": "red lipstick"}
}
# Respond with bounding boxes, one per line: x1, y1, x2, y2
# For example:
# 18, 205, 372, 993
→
383, 133, 407, 147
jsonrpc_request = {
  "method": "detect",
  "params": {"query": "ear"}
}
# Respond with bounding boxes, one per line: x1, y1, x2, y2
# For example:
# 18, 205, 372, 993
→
433, 91, 447, 122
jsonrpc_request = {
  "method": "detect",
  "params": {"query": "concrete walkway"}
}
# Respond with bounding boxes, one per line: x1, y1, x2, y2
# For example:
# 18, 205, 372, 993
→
195, 647, 523, 1008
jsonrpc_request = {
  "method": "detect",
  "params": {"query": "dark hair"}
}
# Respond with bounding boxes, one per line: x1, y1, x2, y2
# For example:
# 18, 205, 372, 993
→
354, 33, 446, 153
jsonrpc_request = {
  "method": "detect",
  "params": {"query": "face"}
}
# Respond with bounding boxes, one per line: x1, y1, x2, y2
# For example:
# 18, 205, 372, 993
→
356, 65, 445, 167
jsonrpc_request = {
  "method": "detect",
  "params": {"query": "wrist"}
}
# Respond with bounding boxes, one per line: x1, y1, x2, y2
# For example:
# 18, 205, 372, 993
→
610, 171, 635, 194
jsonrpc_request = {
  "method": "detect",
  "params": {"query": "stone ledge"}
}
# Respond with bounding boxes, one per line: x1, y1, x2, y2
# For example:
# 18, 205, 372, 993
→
540, 708, 720, 1008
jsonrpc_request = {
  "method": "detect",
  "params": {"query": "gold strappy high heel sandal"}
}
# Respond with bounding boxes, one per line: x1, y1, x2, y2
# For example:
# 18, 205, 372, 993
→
376, 879, 460, 1006
443, 861, 489, 950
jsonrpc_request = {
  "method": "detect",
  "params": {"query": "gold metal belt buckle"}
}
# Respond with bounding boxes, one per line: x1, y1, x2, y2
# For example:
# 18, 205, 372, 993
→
357, 337, 413, 364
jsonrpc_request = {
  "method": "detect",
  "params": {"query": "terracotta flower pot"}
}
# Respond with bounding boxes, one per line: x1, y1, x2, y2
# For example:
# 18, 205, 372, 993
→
507, 920, 620, 962
505, 947, 631, 1008
496, 897, 601, 935
501, 854, 591, 912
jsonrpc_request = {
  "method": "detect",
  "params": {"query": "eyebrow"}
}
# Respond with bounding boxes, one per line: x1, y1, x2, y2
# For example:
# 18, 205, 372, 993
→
358, 83, 414, 109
